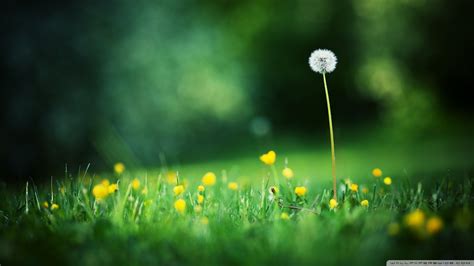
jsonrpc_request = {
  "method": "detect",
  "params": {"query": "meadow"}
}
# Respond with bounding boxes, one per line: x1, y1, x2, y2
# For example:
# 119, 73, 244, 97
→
1, 130, 473, 265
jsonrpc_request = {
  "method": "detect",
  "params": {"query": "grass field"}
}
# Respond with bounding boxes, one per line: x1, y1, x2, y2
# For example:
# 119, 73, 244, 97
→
1, 129, 473, 265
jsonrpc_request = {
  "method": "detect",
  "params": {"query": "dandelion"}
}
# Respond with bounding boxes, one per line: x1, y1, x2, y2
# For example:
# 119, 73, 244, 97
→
281, 212, 290, 220
108, 183, 119, 194
114, 162, 125, 174
166, 171, 177, 184
174, 199, 186, 214
93, 184, 109, 200
388, 222, 400, 236
228, 182, 238, 191
384, 177, 392, 185
309, 49, 338, 200
198, 185, 205, 192
202, 172, 216, 186
426, 217, 443, 235
197, 194, 204, 204
259, 150, 276, 165
329, 199, 338, 209
282, 167, 294, 179
51, 203, 59, 211
294, 186, 307, 197
350, 183, 359, 192
404, 209, 425, 228
101, 179, 110, 187
194, 205, 203, 213
360, 199, 369, 207
132, 178, 141, 190
372, 168, 382, 177
42, 201, 49, 208
173, 185, 185, 196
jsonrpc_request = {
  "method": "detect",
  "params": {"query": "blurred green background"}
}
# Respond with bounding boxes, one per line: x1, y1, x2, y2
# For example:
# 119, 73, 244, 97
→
1, 0, 473, 180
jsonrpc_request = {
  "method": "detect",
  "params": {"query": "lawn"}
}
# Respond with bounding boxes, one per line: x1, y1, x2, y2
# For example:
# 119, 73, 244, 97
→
1, 128, 473, 265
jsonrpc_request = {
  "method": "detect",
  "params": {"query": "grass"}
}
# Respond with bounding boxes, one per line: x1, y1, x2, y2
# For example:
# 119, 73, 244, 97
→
1, 125, 473, 265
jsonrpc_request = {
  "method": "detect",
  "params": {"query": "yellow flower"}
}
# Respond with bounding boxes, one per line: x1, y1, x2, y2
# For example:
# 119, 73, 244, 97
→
259, 150, 276, 165
197, 194, 204, 204
372, 168, 383, 177
197, 185, 205, 192
426, 217, 443, 235
384, 177, 392, 185
141, 187, 148, 195
388, 222, 400, 236
294, 186, 307, 197
132, 178, 141, 190
228, 182, 238, 191
108, 183, 119, 193
404, 209, 425, 228
51, 203, 59, 211
144, 199, 153, 207
200, 217, 209, 225
93, 184, 109, 200
202, 172, 216, 186
362, 187, 369, 194
281, 212, 290, 220
101, 179, 110, 187
360, 200, 369, 207
173, 185, 185, 196
194, 205, 202, 213
350, 183, 359, 192
174, 199, 186, 214
114, 162, 125, 174
42, 201, 49, 208
166, 171, 177, 184
282, 167, 294, 179
329, 199, 338, 209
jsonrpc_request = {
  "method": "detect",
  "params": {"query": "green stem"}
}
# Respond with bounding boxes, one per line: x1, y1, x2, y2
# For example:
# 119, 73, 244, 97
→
271, 164, 280, 188
323, 73, 337, 200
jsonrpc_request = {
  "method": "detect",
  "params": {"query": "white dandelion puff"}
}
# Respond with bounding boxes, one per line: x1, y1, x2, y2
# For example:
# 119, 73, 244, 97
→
309, 49, 337, 74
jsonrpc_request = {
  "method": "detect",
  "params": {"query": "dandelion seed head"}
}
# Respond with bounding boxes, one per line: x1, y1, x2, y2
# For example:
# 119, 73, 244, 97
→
309, 49, 337, 74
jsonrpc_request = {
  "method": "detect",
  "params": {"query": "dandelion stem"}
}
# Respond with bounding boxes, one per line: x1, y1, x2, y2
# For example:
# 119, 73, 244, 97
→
323, 73, 337, 200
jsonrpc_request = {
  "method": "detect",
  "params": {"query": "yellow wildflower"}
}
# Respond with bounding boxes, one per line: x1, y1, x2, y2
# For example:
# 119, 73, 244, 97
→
174, 199, 186, 214
259, 150, 276, 165
372, 168, 383, 177
350, 183, 359, 192
101, 179, 110, 187
426, 217, 443, 235
388, 222, 400, 236
360, 199, 369, 207
114, 162, 125, 174
197, 194, 204, 204
173, 185, 185, 196
202, 172, 216, 186
166, 171, 177, 184
200, 217, 209, 225
51, 203, 59, 210
108, 183, 119, 193
228, 182, 238, 191
404, 209, 425, 228
294, 186, 307, 197
329, 199, 338, 209
282, 167, 294, 179
194, 205, 202, 213
42, 201, 49, 208
93, 184, 109, 200
281, 212, 290, 220
384, 177, 392, 185
197, 185, 205, 192
132, 178, 140, 190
